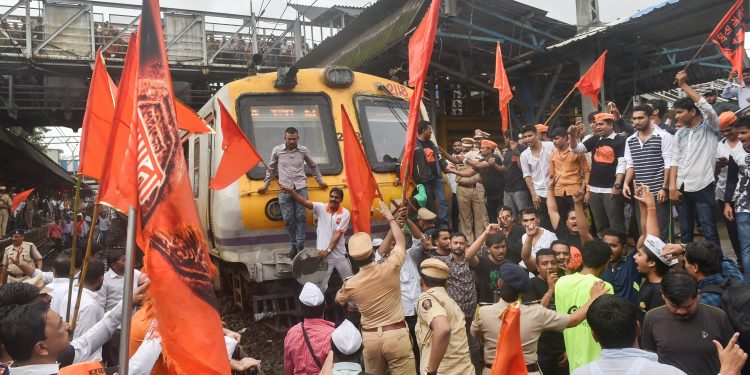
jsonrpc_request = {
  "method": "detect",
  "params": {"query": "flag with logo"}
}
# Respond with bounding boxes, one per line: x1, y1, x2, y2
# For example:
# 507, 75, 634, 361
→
709, 0, 744, 76
115, 0, 231, 372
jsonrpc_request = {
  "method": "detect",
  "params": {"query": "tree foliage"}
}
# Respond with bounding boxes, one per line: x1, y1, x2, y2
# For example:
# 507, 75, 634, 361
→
8, 127, 49, 151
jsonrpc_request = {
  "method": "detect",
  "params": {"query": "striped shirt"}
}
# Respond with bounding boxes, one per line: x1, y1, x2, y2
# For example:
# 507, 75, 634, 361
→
624, 126, 673, 194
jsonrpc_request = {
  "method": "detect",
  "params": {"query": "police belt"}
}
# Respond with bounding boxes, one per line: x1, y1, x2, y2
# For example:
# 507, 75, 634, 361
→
485, 363, 539, 372
361, 321, 406, 332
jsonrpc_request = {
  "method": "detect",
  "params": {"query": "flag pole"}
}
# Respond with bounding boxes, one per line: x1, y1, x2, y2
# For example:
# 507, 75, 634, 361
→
65, 173, 82, 325
542, 85, 578, 127
118, 206, 137, 375
69, 202, 101, 334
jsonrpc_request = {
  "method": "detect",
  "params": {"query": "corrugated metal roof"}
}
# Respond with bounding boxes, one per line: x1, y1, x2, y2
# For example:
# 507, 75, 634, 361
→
548, 0, 679, 50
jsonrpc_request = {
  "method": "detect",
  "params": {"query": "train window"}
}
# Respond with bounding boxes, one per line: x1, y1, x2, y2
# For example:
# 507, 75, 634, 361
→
237, 94, 342, 179
355, 95, 410, 173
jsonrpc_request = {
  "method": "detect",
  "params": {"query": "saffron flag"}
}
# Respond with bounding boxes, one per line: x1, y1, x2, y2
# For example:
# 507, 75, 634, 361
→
575, 51, 607, 108
119, 0, 231, 373
490, 305, 528, 375
494, 42, 513, 132
10, 188, 34, 213
78, 49, 117, 180
709, 0, 745, 76
210, 101, 262, 190
401, 0, 439, 184
341, 104, 379, 233
175, 98, 213, 134
97, 31, 140, 213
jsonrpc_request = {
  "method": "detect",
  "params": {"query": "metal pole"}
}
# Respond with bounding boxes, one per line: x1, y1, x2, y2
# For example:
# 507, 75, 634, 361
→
70, 203, 101, 334
65, 173, 82, 323
118, 206, 137, 375
24, 0, 31, 58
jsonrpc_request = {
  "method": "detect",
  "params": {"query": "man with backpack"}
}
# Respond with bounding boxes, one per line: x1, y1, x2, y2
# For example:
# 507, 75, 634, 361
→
412, 121, 450, 228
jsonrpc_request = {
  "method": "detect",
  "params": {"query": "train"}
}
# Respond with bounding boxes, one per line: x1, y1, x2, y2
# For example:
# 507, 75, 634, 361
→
187, 66, 427, 315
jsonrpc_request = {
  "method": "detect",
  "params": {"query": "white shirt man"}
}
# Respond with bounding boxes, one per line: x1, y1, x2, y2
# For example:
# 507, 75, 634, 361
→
521, 229, 558, 260
311, 201, 352, 293
54, 286, 105, 361
97, 268, 142, 312
520, 141, 556, 200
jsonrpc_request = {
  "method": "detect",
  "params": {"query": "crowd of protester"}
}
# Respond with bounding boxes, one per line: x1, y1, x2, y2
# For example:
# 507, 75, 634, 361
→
3, 62, 750, 374
269, 69, 750, 375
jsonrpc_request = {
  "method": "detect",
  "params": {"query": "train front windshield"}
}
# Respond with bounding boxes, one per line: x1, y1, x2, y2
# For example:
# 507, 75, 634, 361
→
238, 94, 342, 179
356, 96, 409, 173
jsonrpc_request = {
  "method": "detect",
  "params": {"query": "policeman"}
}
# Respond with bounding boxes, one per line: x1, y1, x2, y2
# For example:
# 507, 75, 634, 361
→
335, 202, 414, 375
471, 263, 607, 375
0, 229, 43, 285
415, 258, 474, 375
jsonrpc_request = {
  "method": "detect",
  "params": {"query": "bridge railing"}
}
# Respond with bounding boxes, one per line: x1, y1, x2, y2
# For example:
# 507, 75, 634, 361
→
0, 0, 323, 67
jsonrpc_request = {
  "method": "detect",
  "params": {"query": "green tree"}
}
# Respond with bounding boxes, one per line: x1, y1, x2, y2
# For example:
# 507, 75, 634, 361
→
8, 127, 49, 151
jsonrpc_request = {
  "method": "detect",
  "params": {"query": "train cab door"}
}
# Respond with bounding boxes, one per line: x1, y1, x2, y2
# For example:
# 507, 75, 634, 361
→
186, 122, 212, 246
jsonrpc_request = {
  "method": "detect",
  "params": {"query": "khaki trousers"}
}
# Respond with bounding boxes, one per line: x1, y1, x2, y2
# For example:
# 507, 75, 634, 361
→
362, 327, 415, 375
456, 185, 488, 243
0, 208, 7, 237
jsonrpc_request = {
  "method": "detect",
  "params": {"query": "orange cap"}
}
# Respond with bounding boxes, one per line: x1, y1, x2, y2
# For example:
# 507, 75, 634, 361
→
719, 111, 737, 129
481, 140, 498, 149
594, 113, 615, 122
535, 124, 548, 132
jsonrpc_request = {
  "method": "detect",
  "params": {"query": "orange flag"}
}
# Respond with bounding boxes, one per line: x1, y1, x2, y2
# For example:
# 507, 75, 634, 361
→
78, 49, 117, 180
210, 101, 262, 190
401, 0, 439, 184
11, 188, 34, 212
490, 305, 528, 375
341, 105, 380, 233
575, 51, 607, 108
709, 0, 744, 76
97, 31, 140, 213
175, 98, 213, 134
119, 0, 231, 373
494, 42, 513, 132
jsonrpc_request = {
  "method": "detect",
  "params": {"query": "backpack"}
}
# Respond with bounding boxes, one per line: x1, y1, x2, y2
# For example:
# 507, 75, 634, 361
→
702, 278, 750, 374
412, 143, 436, 184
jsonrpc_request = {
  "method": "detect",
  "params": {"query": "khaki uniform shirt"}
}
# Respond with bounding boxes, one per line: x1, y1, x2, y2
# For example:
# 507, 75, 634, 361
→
2, 242, 42, 282
335, 243, 406, 329
415, 286, 474, 375
471, 300, 569, 366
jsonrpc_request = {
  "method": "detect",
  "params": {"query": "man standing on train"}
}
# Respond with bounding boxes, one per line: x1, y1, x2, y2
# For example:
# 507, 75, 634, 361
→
259, 127, 328, 258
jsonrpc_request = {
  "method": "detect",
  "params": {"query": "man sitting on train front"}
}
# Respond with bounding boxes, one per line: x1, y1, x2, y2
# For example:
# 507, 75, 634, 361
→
279, 185, 351, 293
258, 126, 328, 258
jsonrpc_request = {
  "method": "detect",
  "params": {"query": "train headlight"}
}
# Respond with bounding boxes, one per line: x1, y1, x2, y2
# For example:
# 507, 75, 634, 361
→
265, 199, 283, 221
323, 66, 354, 88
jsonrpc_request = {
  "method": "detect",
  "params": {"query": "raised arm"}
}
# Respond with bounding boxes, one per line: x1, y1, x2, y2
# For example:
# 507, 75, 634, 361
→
634, 185, 660, 239
446, 164, 478, 178
466, 224, 500, 267
521, 231, 537, 272
546, 175, 561, 230
278, 184, 313, 210
572, 190, 594, 244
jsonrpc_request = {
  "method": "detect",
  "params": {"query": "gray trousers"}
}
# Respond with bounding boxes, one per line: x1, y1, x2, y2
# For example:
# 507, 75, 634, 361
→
589, 191, 626, 236
503, 190, 532, 219
634, 197, 673, 242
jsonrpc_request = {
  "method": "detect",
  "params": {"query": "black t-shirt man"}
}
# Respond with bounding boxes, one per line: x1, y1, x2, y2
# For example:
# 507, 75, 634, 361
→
580, 134, 626, 189
504, 224, 524, 264
476, 254, 506, 303
642, 304, 734, 375
503, 145, 527, 192
477, 156, 505, 193
638, 280, 665, 323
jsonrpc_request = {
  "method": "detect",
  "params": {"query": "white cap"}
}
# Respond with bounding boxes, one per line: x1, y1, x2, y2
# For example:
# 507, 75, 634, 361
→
331, 320, 362, 355
372, 238, 383, 247
299, 282, 324, 306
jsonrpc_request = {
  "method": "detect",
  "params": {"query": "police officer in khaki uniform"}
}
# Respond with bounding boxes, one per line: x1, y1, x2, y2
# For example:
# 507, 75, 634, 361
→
471, 263, 607, 375
336, 202, 414, 375
415, 258, 474, 375
0, 229, 43, 285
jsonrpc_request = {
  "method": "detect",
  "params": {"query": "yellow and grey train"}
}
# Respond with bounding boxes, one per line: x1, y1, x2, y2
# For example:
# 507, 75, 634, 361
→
188, 67, 425, 289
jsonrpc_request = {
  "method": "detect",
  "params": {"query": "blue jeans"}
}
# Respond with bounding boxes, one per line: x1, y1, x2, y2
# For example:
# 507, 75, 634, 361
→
279, 187, 308, 250
677, 182, 719, 245
425, 178, 450, 228
736, 212, 750, 283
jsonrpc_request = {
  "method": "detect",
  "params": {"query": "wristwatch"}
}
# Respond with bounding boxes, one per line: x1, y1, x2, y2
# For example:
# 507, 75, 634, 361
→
613, 183, 623, 189
326, 248, 333, 254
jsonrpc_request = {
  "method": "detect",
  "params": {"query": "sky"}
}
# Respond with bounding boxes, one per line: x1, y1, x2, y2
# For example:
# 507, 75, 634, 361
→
44, 0, 672, 157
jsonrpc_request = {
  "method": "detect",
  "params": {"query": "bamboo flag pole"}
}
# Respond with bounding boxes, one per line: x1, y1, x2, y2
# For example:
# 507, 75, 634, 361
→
65, 173, 82, 325
69, 203, 100, 334
542, 85, 578, 127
